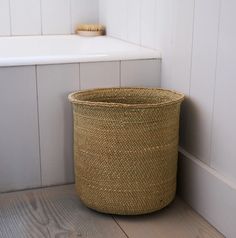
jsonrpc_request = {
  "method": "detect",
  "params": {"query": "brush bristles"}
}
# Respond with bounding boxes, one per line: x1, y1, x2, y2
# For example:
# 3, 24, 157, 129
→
77, 24, 105, 32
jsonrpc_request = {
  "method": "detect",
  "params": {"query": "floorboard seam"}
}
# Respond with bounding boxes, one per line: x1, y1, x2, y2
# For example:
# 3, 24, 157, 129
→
112, 216, 130, 238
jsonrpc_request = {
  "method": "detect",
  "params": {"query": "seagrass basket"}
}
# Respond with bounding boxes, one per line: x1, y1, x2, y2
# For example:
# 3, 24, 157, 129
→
68, 88, 184, 215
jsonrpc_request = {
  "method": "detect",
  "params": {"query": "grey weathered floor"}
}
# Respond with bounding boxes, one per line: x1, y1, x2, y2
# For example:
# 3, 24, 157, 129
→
0, 185, 224, 238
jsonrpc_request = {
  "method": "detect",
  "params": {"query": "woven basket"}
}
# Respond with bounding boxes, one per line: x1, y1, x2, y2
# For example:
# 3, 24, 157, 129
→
68, 88, 184, 215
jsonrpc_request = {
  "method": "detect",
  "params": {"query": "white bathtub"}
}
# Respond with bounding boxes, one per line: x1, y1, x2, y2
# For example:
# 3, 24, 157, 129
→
0, 35, 161, 192
0, 35, 160, 67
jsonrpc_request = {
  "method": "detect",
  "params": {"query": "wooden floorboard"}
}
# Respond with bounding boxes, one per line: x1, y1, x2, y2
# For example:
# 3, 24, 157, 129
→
0, 185, 224, 238
114, 197, 224, 238
0, 185, 126, 238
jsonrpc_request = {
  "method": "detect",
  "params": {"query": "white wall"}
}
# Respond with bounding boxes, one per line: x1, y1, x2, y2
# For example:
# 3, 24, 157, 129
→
99, 0, 236, 237
0, 0, 99, 36
98, 0, 236, 181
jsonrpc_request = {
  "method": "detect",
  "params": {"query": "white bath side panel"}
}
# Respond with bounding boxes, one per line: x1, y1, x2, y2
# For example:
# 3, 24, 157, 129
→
0, 66, 41, 192
211, 0, 236, 182
41, 0, 71, 35
37, 64, 79, 186
0, 0, 11, 36
10, 0, 41, 35
80, 61, 120, 89
182, 0, 221, 165
121, 60, 161, 87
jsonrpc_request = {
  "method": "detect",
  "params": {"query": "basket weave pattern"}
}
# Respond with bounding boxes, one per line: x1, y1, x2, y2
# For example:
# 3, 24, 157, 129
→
69, 88, 184, 215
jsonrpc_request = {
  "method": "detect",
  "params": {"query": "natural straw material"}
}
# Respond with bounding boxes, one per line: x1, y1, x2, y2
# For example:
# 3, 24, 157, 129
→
76, 24, 105, 36
69, 88, 184, 215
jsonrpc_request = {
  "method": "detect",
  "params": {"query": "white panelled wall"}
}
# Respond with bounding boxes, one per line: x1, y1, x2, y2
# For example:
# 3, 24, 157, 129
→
99, 0, 236, 237
0, 0, 99, 36
0, 60, 161, 190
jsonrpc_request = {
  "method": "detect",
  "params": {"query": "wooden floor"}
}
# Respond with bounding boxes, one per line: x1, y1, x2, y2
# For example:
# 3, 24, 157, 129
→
0, 185, 224, 238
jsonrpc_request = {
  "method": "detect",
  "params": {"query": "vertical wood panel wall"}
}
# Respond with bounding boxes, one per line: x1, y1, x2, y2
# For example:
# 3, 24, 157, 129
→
99, 0, 236, 184
0, 0, 99, 36
98, 1, 236, 236
0, 60, 161, 192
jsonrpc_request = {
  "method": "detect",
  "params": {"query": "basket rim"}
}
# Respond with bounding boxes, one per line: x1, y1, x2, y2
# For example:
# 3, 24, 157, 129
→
68, 87, 185, 108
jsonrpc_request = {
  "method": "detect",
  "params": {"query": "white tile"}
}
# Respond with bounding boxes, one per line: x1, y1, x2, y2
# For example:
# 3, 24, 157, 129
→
127, 0, 141, 45
106, 0, 127, 39
71, 0, 99, 33
0, 66, 41, 192
140, 0, 156, 48
41, 0, 71, 35
37, 64, 79, 186
10, 0, 41, 35
211, 0, 236, 182
99, 0, 107, 25
80, 62, 120, 89
183, 0, 221, 164
0, 0, 11, 36
121, 60, 161, 87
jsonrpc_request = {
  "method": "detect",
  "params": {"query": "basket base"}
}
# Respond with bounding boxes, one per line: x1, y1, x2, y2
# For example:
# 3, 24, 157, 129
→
76, 188, 176, 216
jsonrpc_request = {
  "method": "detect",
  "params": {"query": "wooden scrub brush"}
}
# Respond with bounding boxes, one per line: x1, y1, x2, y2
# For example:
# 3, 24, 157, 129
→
76, 24, 106, 37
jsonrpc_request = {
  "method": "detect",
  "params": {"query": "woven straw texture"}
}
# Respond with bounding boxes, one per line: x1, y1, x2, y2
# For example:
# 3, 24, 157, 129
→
69, 88, 184, 215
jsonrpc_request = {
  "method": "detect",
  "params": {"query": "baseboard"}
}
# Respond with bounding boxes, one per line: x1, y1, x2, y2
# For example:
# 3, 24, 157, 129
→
178, 148, 236, 238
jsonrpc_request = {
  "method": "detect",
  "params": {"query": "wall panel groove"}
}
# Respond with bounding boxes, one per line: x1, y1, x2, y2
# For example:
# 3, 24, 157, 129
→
0, 0, 99, 36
